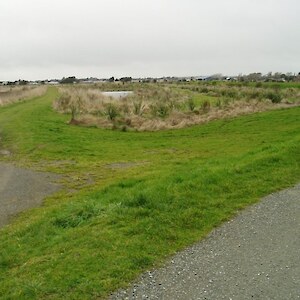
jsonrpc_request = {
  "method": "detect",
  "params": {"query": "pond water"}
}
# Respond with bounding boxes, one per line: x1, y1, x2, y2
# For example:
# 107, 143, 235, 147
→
102, 91, 133, 99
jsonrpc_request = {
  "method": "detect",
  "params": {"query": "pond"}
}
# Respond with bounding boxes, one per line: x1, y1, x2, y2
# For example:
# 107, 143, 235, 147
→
102, 91, 133, 99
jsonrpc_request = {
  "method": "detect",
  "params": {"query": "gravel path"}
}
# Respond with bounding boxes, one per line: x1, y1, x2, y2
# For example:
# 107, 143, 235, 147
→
110, 184, 300, 300
0, 162, 60, 228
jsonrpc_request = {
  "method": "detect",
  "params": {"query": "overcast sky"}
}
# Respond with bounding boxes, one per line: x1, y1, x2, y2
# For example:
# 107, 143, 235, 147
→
1, 0, 299, 80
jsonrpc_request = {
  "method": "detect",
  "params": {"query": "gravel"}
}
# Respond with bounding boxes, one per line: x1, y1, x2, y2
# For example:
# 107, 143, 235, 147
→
110, 184, 300, 300
0, 162, 61, 228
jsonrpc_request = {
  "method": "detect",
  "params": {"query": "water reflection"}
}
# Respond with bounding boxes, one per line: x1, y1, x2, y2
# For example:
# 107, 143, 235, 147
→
102, 91, 133, 99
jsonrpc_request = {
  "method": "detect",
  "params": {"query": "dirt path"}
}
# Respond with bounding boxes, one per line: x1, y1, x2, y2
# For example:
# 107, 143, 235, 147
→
0, 163, 60, 228
110, 184, 300, 299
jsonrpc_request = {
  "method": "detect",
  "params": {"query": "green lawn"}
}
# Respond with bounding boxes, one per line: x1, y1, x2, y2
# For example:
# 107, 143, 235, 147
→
0, 87, 299, 299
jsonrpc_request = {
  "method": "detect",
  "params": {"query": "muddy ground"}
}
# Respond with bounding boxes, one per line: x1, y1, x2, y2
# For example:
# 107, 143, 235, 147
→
0, 163, 60, 228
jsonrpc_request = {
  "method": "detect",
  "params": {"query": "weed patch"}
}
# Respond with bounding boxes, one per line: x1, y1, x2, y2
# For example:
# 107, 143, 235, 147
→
54, 82, 299, 131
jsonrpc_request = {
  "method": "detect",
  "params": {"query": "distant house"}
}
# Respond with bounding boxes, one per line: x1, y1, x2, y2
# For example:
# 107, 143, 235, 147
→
80, 77, 101, 84
196, 76, 210, 81
48, 80, 60, 85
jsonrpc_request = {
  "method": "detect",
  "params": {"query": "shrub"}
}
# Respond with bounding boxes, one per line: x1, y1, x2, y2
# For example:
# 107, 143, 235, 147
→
201, 100, 211, 112
187, 98, 196, 111
247, 90, 262, 100
226, 90, 238, 98
200, 87, 209, 93
105, 103, 118, 120
150, 103, 169, 118
133, 101, 144, 115
57, 90, 83, 122
121, 125, 128, 132
220, 89, 237, 98
156, 103, 169, 118
265, 92, 282, 103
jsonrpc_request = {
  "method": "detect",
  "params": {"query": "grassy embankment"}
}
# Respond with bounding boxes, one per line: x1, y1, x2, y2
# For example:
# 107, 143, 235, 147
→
0, 85, 47, 106
0, 87, 299, 299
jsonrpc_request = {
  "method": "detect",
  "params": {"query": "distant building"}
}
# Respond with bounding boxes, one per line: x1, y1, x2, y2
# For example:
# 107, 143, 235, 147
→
48, 80, 60, 85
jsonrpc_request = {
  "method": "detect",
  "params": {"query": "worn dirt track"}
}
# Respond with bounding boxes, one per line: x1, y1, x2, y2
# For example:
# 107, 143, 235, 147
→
0, 163, 60, 228
111, 184, 300, 300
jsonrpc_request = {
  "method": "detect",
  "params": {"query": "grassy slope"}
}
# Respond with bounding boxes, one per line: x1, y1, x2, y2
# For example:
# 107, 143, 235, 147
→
0, 87, 299, 299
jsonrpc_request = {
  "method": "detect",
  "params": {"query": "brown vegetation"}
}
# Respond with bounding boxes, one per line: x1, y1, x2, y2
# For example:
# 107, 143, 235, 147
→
0, 86, 47, 106
54, 83, 300, 131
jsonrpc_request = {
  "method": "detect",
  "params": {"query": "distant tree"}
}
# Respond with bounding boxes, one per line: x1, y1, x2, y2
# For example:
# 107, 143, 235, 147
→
120, 77, 132, 84
284, 72, 294, 82
266, 72, 273, 80
247, 73, 262, 82
18, 79, 28, 85
60, 76, 78, 84
238, 74, 245, 82
108, 76, 115, 82
273, 72, 282, 79
209, 73, 223, 81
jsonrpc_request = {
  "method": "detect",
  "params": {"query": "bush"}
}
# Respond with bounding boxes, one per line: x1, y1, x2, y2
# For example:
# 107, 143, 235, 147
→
105, 103, 118, 120
220, 89, 237, 98
150, 103, 169, 118
133, 101, 144, 115
265, 92, 282, 103
57, 90, 83, 122
247, 90, 262, 100
200, 87, 209, 93
201, 100, 211, 112
187, 98, 196, 111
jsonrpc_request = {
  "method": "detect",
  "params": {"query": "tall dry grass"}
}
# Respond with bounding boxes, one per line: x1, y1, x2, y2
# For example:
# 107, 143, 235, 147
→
54, 84, 300, 131
0, 86, 47, 106
54, 87, 115, 116
182, 83, 300, 104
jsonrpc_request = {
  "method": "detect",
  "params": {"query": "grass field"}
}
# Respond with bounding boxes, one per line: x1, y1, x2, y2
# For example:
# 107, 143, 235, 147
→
0, 86, 299, 299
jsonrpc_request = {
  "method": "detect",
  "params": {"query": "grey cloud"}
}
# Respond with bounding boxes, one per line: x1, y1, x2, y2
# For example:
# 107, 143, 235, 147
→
0, 0, 299, 80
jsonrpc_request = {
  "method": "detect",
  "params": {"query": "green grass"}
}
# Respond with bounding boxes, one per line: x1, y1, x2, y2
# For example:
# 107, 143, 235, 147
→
0, 87, 299, 299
